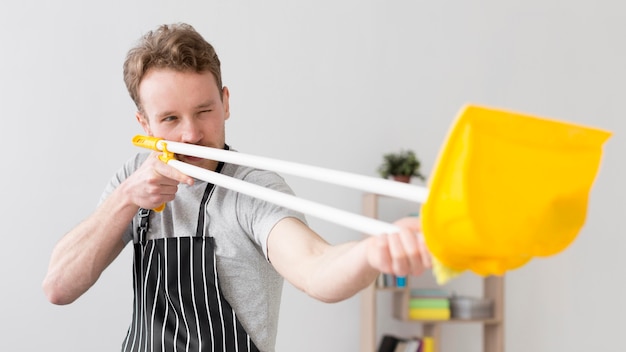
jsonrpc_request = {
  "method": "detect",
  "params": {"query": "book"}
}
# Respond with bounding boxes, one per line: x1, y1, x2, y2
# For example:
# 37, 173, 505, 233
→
396, 276, 407, 287
384, 274, 396, 287
408, 307, 450, 320
409, 297, 450, 309
377, 274, 386, 287
393, 337, 421, 352
403, 338, 421, 352
378, 335, 422, 352
393, 340, 408, 352
420, 337, 434, 352
378, 335, 402, 352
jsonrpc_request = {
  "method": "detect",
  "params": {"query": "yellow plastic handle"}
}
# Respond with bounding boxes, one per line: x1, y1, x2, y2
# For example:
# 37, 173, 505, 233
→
132, 135, 168, 212
132, 135, 163, 151
133, 135, 175, 163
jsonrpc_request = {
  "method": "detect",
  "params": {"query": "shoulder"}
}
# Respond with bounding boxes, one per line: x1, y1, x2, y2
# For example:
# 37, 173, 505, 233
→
222, 162, 295, 194
106, 152, 149, 181
122, 152, 149, 174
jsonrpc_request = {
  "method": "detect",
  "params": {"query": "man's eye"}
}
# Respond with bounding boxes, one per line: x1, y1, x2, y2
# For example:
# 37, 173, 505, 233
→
163, 116, 177, 122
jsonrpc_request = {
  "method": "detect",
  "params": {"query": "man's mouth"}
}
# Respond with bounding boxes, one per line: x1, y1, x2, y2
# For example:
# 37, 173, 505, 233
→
176, 154, 203, 163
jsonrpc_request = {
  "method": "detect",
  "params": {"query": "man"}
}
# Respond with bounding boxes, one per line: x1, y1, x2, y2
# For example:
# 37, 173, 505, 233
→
43, 23, 430, 352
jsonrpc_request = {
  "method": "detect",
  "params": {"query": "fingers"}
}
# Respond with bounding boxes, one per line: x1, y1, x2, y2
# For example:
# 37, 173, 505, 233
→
367, 219, 433, 277
150, 153, 194, 186
126, 153, 194, 209
387, 229, 428, 276
142, 172, 180, 203
393, 216, 432, 269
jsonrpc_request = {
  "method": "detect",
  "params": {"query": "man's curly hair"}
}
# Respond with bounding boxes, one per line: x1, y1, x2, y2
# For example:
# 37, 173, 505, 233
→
123, 23, 223, 111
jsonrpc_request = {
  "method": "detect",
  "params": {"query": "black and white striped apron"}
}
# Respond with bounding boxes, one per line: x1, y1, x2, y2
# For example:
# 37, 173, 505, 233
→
121, 178, 260, 352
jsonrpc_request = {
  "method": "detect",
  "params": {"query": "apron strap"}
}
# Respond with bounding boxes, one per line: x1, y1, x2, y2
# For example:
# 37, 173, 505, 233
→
136, 207, 151, 245
194, 155, 227, 238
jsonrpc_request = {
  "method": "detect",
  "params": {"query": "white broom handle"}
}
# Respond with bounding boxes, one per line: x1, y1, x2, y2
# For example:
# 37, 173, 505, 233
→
148, 138, 429, 203
168, 159, 400, 236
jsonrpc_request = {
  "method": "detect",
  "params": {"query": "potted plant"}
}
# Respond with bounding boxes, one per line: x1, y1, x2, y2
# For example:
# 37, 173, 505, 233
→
377, 149, 426, 183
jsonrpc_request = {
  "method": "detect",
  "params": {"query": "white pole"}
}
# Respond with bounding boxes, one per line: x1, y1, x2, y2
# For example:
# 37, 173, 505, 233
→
168, 159, 400, 236
155, 140, 429, 203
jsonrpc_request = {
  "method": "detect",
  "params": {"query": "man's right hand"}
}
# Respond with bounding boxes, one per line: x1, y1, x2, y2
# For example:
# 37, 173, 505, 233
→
123, 152, 195, 209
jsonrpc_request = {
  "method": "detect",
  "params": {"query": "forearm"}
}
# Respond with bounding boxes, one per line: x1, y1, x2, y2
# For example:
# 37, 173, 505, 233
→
303, 239, 379, 303
269, 218, 380, 303
43, 185, 138, 305
269, 217, 428, 304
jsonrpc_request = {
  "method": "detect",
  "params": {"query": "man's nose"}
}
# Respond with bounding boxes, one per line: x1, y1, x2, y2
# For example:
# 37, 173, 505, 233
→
179, 118, 203, 143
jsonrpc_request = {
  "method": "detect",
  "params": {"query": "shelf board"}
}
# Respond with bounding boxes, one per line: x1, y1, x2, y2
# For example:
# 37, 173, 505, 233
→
403, 317, 502, 324
375, 286, 406, 292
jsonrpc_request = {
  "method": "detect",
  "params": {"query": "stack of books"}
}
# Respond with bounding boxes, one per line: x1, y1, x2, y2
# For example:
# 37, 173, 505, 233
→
377, 274, 407, 288
378, 335, 435, 352
408, 288, 450, 321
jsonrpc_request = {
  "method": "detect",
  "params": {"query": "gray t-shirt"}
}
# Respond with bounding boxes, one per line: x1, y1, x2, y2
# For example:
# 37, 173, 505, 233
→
101, 152, 307, 352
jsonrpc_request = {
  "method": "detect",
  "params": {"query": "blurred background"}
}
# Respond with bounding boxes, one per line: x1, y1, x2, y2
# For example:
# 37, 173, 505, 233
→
1, 1, 623, 351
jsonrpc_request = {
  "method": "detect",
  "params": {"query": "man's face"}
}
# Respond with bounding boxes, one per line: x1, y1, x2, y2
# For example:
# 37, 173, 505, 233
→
136, 68, 230, 171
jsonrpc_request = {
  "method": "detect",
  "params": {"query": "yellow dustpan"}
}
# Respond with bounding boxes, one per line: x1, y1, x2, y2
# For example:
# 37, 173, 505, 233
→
422, 105, 612, 282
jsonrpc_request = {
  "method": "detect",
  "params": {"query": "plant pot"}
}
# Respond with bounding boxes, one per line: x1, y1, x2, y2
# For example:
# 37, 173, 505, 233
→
392, 175, 411, 183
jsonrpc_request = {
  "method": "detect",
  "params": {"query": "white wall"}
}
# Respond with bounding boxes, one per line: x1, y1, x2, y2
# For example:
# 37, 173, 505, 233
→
2, 1, 624, 351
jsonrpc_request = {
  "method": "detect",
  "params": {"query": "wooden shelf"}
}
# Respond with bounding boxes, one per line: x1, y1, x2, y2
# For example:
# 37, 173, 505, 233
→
359, 193, 505, 352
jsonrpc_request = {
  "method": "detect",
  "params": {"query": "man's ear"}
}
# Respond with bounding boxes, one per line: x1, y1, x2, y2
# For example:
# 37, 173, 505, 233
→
222, 86, 231, 120
136, 111, 152, 135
